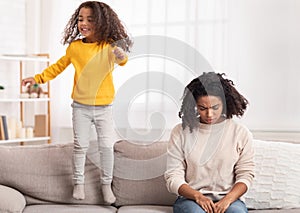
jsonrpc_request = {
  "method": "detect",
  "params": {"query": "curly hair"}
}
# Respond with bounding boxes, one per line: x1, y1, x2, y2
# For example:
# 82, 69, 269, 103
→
179, 72, 249, 132
62, 1, 132, 52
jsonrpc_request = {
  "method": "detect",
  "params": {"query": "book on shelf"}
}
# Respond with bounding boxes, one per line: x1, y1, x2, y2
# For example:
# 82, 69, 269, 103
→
0, 116, 3, 140
0, 115, 9, 140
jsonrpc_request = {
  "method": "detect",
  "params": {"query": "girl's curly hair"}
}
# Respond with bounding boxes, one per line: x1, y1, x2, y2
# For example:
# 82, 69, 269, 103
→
62, 1, 133, 52
179, 72, 248, 132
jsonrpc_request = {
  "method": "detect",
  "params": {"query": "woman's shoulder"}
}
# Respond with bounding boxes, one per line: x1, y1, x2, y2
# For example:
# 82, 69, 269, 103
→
170, 123, 200, 137
227, 119, 252, 138
171, 123, 183, 133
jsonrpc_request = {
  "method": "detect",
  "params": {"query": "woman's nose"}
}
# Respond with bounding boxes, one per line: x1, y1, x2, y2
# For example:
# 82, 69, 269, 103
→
207, 108, 213, 117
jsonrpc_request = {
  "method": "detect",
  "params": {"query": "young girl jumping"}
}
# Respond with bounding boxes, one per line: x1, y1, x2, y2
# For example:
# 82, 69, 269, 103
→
22, 1, 132, 204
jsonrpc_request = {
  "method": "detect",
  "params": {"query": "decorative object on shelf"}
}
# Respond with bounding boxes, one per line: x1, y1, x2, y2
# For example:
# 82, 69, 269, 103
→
0, 85, 4, 98
25, 83, 44, 98
34, 114, 48, 137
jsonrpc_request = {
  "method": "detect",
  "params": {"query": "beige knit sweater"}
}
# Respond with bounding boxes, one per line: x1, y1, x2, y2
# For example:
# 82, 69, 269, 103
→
164, 119, 255, 201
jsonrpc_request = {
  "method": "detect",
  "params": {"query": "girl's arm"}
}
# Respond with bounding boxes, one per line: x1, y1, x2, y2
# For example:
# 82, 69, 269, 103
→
21, 77, 36, 87
34, 55, 70, 84
113, 47, 128, 66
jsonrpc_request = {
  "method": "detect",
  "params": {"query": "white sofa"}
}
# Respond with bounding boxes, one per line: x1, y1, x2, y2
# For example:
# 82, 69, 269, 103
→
0, 138, 299, 213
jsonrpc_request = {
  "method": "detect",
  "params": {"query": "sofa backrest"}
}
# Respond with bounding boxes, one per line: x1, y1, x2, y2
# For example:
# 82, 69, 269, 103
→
0, 143, 104, 205
0, 140, 176, 206
113, 140, 177, 207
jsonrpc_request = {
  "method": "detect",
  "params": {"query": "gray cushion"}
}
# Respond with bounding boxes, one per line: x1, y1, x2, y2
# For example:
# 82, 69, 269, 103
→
118, 205, 173, 213
23, 204, 117, 213
249, 210, 300, 213
113, 140, 177, 207
0, 143, 104, 205
0, 185, 26, 213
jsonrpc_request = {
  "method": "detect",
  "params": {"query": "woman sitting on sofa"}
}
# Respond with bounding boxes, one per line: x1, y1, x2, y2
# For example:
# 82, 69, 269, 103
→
165, 72, 255, 213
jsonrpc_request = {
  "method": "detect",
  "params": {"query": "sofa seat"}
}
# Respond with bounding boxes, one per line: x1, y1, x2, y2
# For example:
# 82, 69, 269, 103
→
117, 205, 172, 213
22, 204, 117, 213
249, 210, 300, 213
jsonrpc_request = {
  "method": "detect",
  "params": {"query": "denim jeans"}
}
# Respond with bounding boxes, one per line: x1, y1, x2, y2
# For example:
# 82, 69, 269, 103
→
72, 101, 115, 185
174, 196, 248, 213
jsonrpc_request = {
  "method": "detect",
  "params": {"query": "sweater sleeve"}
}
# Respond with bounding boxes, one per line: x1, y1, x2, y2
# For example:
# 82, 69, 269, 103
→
34, 51, 71, 84
164, 125, 187, 195
234, 128, 255, 190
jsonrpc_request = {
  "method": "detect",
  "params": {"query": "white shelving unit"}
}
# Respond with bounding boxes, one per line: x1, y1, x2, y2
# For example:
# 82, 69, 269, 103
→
0, 54, 51, 145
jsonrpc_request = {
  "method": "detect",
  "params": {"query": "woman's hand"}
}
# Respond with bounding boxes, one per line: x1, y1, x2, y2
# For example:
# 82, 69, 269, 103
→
214, 198, 231, 213
21, 77, 36, 87
194, 193, 216, 213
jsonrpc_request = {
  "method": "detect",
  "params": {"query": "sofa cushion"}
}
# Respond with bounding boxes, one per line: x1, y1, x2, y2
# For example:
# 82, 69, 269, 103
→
117, 205, 173, 213
22, 204, 117, 213
0, 143, 104, 205
113, 140, 177, 207
0, 185, 26, 213
249, 210, 300, 213
245, 140, 300, 210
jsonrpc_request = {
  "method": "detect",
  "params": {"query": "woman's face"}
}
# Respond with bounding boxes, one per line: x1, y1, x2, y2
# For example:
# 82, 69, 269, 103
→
196, 95, 224, 124
78, 7, 96, 43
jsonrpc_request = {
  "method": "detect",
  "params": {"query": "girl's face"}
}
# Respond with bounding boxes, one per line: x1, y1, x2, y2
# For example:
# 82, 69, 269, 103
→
78, 7, 96, 43
196, 95, 224, 124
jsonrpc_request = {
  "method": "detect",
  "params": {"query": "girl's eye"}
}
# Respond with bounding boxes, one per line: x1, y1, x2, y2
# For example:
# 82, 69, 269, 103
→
78, 19, 83, 22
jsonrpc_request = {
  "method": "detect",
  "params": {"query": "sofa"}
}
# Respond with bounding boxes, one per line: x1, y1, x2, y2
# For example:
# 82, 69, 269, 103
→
0, 138, 299, 213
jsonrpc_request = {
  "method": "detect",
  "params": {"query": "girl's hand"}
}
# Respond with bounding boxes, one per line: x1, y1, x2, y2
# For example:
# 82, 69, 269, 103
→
194, 193, 216, 213
112, 47, 126, 60
22, 77, 36, 87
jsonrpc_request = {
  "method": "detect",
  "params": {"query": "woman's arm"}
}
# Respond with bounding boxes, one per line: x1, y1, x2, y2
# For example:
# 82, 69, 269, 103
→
164, 125, 187, 195
214, 129, 255, 213
178, 184, 216, 213
214, 182, 247, 213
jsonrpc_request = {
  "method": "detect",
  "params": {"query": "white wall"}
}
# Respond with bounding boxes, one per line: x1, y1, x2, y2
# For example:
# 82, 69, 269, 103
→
228, 0, 300, 131
1, 0, 300, 143
0, 0, 26, 121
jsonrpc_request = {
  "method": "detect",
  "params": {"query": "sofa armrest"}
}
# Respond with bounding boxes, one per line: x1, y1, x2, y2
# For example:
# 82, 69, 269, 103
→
0, 184, 26, 213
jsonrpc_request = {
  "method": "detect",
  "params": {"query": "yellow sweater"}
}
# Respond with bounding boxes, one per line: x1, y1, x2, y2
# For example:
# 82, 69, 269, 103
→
34, 40, 127, 105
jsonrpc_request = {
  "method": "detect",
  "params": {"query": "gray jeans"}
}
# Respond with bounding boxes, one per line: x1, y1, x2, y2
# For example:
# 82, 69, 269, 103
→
72, 101, 115, 185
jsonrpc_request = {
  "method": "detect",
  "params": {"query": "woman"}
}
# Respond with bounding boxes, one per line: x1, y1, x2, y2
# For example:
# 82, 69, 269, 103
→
165, 72, 255, 213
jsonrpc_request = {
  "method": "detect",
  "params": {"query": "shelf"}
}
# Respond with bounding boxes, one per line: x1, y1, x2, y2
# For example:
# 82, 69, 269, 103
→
0, 136, 51, 144
0, 98, 50, 103
0, 53, 51, 144
0, 54, 50, 62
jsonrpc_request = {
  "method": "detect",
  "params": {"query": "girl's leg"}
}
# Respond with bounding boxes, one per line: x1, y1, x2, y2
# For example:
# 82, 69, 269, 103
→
72, 102, 92, 199
174, 196, 206, 213
225, 199, 248, 213
94, 105, 116, 204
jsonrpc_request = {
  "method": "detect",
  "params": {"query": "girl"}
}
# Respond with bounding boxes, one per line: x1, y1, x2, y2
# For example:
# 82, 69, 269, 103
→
22, 1, 132, 204
165, 72, 255, 213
